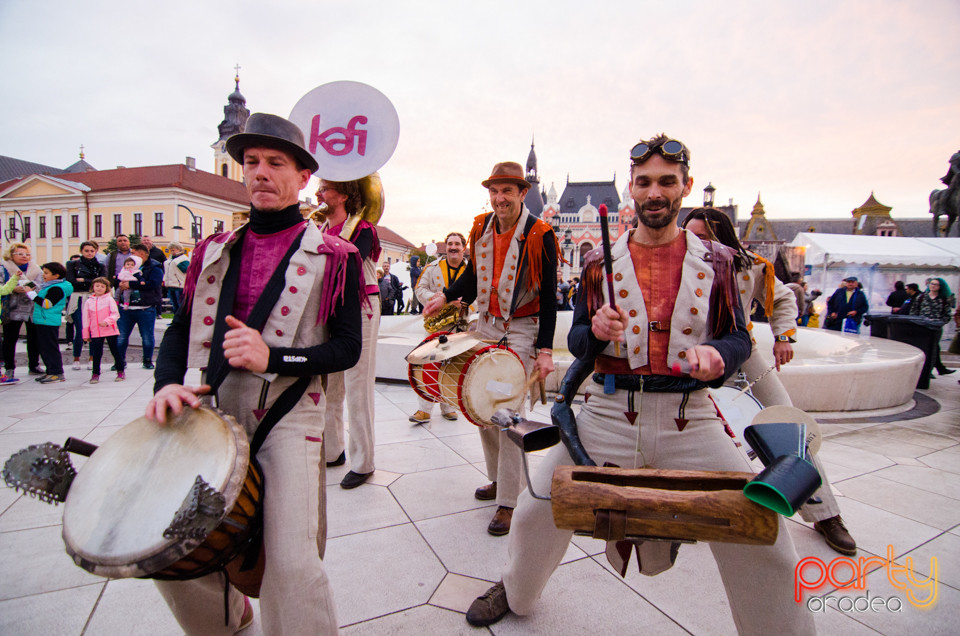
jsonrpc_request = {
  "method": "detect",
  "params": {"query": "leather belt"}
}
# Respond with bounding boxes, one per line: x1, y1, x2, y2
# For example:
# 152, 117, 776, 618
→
592, 373, 705, 393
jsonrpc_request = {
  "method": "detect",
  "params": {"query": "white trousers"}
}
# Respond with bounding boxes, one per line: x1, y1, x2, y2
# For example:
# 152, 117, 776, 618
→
156, 373, 338, 635
741, 349, 840, 523
475, 314, 539, 508
324, 300, 380, 473
502, 384, 815, 635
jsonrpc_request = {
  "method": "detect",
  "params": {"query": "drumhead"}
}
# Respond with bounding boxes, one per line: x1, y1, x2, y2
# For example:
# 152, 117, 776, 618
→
459, 346, 526, 426
708, 385, 764, 442
62, 407, 248, 579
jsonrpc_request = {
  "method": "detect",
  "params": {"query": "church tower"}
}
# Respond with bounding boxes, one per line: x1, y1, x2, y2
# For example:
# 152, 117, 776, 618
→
523, 136, 544, 217
212, 67, 250, 182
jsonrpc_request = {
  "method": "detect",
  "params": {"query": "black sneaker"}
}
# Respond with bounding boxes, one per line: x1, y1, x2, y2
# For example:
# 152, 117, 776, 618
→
38, 374, 66, 384
142, 361, 155, 370
28, 367, 45, 376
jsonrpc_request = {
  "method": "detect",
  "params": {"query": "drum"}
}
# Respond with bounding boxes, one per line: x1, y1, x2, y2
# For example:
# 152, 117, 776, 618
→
61, 407, 264, 595
707, 385, 764, 448
407, 332, 526, 426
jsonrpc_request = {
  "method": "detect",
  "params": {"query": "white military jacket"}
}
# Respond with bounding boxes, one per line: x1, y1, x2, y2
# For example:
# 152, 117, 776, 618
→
598, 229, 722, 370
186, 222, 336, 384
472, 208, 551, 320
738, 252, 798, 340
415, 257, 466, 305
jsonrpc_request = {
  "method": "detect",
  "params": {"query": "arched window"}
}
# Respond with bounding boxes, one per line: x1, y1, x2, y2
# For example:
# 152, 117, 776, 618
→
221, 164, 228, 177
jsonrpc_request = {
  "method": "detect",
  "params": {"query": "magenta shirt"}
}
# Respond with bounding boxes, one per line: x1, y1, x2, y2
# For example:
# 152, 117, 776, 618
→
233, 221, 307, 323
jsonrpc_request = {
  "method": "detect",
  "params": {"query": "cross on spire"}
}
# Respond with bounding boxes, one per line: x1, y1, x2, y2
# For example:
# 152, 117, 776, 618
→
79, 144, 85, 159
234, 63, 241, 88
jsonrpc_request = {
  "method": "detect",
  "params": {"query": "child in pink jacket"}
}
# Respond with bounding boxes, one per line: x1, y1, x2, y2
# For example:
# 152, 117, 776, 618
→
82, 277, 125, 383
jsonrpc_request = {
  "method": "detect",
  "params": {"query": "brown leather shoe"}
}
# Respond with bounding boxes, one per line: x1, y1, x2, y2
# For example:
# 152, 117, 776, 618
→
487, 506, 513, 536
814, 516, 857, 556
466, 581, 510, 627
474, 482, 497, 501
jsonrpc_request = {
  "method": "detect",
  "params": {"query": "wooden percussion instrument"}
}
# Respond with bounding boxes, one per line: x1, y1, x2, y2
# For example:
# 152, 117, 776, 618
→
60, 407, 264, 595
550, 465, 779, 545
407, 332, 526, 426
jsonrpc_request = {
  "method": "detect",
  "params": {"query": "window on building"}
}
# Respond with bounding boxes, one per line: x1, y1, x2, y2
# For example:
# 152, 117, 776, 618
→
94, 215, 102, 237
154, 212, 164, 237
195, 217, 203, 240
214, 220, 224, 234
113, 214, 122, 237
221, 164, 228, 177
23, 217, 31, 239
38, 216, 46, 239
71, 215, 79, 238
134, 213, 143, 236
55, 216, 63, 238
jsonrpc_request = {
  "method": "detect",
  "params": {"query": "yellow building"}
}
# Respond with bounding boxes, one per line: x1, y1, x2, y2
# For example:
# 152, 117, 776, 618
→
0, 160, 249, 263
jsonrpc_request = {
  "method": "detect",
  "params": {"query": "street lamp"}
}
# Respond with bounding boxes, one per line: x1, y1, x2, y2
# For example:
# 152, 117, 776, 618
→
173, 204, 200, 241
703, 183, 716, 208
3, 209, 25, 241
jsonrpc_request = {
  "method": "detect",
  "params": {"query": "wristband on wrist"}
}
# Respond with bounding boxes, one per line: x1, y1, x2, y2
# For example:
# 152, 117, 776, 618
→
538, 348, 553, 355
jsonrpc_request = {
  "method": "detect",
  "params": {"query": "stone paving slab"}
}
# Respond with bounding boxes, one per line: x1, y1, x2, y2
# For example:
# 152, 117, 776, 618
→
1, 340, 958, 634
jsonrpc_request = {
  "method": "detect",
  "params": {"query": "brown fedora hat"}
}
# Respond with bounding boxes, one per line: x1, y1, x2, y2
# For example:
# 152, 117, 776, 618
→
226, 113, 319, 174
481, 161, 531, 190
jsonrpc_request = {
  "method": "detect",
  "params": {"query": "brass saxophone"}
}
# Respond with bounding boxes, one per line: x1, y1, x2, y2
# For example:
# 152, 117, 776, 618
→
424, 302, 467, 333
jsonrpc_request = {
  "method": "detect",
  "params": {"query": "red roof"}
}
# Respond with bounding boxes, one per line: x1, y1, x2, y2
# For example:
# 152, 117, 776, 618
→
377, 225, 416, 249
1, 164, 250, 205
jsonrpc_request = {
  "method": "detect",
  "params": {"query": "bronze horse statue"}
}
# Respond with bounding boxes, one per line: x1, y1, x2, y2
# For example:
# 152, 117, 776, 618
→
931, 151, 960, 237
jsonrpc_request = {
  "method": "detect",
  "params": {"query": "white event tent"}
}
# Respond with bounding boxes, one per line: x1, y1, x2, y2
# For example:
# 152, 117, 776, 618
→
788, 233, 960, 315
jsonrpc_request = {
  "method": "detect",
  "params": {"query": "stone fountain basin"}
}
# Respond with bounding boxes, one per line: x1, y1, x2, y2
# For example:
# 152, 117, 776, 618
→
377, 314, 924, 414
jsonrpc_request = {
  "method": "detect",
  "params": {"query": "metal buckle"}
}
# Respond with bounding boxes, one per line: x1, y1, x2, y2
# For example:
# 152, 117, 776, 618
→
649, 321, 664, 332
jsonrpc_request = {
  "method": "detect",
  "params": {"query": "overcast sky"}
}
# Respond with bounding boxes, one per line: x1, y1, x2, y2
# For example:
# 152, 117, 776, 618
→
2, 1, 958, 246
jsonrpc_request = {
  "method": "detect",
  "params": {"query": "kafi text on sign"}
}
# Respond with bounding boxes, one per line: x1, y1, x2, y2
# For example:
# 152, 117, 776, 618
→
310, 115, 368, 157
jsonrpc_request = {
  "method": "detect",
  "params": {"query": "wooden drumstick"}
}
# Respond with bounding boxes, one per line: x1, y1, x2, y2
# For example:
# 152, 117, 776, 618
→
598, 204, 620, 357
525, 368, 541, 410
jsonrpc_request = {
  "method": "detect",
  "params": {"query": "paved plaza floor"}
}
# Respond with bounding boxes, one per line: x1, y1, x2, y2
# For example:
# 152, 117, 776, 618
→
1, 341, 958, 635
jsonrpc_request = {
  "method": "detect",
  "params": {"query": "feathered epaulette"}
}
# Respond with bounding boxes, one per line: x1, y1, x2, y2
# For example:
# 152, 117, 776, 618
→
581, 247, 605, 315
316, 236, 364, 324
521, 218, 562, 292
181, 230, 237, 314
704, 241, 739, 336
750, 253, 776, 317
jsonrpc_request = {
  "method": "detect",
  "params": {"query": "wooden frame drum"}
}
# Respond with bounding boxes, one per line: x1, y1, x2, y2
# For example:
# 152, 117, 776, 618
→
62, 407, 262, 586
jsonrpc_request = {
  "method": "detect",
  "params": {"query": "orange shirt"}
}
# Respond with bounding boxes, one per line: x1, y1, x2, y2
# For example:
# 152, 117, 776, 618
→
597, 232, 686, 376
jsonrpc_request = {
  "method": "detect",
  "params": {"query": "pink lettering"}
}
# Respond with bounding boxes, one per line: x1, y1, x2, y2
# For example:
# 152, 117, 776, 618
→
309, 114, 369, 157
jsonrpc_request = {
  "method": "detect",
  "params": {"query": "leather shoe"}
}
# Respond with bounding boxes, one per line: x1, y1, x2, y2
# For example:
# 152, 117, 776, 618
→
814, 516, 857, 556
441, 411, 458, 421
466, 581, 510, 626
326, 451, 346, 467
939, 368, 956, 375
340, 470, 372, 489
475, 482, 497, 501
487, 506, 513, 536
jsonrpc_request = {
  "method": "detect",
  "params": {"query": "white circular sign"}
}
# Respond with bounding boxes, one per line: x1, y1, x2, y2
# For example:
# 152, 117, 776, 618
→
289, 81, 400, 181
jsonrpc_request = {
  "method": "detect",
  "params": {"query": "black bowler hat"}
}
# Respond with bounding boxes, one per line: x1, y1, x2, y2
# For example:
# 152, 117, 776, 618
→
226, 113, 319, 174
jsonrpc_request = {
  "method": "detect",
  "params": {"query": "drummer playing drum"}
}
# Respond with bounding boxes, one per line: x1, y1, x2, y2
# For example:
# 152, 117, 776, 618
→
424, 161, 559, 537
146, 113, 363, 635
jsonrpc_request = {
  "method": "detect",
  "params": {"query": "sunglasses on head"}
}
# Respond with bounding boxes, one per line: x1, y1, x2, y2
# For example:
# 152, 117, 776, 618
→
630, 139, 688, 165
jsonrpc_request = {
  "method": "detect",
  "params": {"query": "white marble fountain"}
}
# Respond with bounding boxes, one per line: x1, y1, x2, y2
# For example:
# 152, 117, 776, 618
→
376, 312, 925, 414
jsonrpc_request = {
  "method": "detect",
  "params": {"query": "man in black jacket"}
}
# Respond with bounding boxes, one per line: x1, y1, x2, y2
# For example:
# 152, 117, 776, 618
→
115, 244, 163, 370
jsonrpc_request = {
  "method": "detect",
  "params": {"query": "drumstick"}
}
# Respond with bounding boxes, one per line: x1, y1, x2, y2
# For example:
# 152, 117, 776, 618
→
598, 204, 620, 357
525, 368, 541, 410
731, 363, 777, 401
